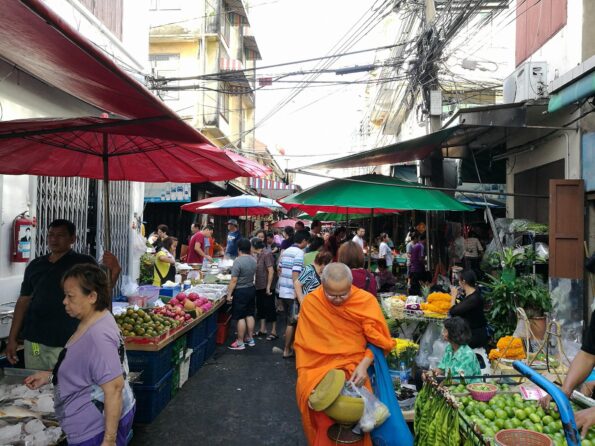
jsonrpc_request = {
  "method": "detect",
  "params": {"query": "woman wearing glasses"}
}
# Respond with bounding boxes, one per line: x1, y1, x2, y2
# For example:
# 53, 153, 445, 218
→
25, 264, 135, 446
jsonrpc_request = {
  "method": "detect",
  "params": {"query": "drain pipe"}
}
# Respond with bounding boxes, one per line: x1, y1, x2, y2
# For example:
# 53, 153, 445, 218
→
561, 132, 570, 178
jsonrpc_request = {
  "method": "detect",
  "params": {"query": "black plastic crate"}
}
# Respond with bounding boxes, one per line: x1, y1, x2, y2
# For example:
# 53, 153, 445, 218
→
126, 343, 174, 386
189, 339, 208, 377
186, 320, 208, 349
171, 335, 187, 366
132, 368, 173, 424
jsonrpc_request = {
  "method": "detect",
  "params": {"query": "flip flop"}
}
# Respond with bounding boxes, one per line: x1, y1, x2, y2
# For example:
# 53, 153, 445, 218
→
254, 331, 268, 337
266, 334, 279, 341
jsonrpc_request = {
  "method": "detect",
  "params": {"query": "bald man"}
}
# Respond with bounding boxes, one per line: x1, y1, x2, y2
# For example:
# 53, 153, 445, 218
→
294, 263, 394, 445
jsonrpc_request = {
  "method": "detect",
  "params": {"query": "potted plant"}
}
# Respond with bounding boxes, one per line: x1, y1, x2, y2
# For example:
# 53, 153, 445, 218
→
513, 275, 551, 339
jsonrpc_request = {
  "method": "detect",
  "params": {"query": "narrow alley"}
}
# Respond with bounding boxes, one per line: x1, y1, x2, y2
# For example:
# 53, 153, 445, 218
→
131, 326, 307, 446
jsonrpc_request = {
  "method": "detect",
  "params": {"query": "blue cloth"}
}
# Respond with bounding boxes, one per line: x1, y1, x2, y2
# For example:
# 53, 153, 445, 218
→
367, 344, 414, 446
225, 230, 241, 257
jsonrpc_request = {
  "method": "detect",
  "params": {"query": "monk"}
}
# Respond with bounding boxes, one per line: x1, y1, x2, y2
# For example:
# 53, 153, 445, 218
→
294, 263, 395, 446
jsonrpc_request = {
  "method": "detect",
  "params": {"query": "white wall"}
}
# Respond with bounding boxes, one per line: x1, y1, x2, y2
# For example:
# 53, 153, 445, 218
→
522, 0, 583, 90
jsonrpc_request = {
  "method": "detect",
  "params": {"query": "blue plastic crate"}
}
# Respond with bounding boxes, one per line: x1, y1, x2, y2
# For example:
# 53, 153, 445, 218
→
206, 312, 218, 336
186, 320, 208, 349
126, 343, 174, 386
132, 368, 173, 424
205, 332, 216, 360
189, 339, 208, 377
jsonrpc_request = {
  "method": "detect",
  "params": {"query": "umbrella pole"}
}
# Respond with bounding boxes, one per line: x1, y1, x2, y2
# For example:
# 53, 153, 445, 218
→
102, 134, 112, 311
102, 135, 111, 252
368, 209, 374, 271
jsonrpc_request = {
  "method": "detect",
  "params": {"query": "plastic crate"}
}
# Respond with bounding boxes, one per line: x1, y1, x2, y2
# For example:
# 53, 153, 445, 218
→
186, 320, 208, 349
215, 314, 231, 345
171, 366, 180, 399
189, 340, 207, 377
205, 332, 216, 360
132, 368, 173, 424
206, 312, 218, 336
171, 335, 187, 366
126, 343, 174, 386
159, 285, 181, 299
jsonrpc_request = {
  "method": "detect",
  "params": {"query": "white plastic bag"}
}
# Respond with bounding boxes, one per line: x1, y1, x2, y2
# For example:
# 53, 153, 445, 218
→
131, 231, 147, 258
346, 383, 390, 433
121, 275, 139, 297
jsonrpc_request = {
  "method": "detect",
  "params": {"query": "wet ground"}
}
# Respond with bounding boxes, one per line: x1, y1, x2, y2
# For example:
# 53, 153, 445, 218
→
131, 322, 307, 446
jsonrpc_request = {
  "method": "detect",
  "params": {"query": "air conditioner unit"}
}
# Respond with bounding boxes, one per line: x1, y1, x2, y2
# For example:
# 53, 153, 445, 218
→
503, 62, 548, 104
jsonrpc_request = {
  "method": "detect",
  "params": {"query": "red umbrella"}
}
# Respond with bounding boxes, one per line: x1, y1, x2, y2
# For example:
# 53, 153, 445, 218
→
272, 219, 299, 228
198, 195, 284, 217
180, 196, 230, 214
0, 117, 270, 249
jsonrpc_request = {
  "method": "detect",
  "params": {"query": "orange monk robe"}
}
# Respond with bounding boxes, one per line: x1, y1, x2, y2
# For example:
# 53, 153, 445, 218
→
294, 286, 395, 446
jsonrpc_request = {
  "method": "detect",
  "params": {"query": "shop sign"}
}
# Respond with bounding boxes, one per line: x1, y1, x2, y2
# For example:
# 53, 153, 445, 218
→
144, 183, 191, 203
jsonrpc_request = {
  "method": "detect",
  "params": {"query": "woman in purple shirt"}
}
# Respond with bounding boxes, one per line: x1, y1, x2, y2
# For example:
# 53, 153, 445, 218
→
25, 264, 135, 446
408, 232, 426, 296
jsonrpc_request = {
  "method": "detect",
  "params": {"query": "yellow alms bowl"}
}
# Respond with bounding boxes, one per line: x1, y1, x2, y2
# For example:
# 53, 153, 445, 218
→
324, 394, 365, 424
309, 369, 346, 412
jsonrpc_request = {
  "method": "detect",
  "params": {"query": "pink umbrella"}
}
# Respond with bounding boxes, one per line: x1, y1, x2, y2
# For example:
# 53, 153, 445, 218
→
272, 219, 298, 229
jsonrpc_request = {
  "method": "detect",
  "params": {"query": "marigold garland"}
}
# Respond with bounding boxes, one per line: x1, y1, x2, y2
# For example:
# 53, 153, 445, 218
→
488, 336, 526, 360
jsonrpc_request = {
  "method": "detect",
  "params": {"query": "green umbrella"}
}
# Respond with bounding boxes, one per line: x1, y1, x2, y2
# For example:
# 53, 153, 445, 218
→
298, 211, 394, 222
281, 174, 471, 213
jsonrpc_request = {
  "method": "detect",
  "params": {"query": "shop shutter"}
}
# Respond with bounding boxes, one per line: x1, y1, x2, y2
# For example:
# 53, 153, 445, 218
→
549, 179, 584, 279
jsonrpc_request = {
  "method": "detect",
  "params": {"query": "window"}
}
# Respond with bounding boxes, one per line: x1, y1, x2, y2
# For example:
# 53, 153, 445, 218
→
221, 4, 232, 46
149, 54, 181, 101
516, 0, 567, 66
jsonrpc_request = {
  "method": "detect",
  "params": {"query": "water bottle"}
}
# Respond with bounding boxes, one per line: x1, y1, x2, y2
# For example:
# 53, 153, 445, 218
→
399, 361, 409, 385
202, 258, 209, 271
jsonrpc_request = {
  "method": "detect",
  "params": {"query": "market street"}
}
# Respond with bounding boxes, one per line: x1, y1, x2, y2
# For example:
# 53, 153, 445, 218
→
131, 324, 307, 446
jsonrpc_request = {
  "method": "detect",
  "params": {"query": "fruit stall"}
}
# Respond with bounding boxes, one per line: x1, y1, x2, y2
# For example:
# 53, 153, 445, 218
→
116, 285, 229, 424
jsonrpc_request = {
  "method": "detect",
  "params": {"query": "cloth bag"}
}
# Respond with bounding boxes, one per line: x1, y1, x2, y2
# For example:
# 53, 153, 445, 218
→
367, 344, 414, 446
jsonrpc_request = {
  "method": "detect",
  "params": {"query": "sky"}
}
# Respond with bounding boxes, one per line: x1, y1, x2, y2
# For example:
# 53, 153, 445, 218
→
249, 0, 391, 189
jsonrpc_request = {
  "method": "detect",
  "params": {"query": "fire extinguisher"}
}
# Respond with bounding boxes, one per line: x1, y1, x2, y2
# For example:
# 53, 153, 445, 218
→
12, 212, 36, 262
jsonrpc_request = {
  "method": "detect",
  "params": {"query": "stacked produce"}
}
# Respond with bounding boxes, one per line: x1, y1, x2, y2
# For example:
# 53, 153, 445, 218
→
488, 336, 526, 361
386, 295, 406, 318
420, 292, 452, 316
166, 292, 214, 314
115, 308, 180, 338
414, 381, 460, 446
388, 338, 419, 369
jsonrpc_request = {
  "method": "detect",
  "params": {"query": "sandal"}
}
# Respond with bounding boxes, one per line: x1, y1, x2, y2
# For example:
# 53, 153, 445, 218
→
266, 334, 279, 341
254, 331, 268, 337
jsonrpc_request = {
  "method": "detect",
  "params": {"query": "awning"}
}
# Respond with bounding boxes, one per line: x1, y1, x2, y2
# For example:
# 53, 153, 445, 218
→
301, 126, 461, 170
0, 0, 208, 144
299, 101, 566, 174
248, 177, 297, 199
548, 71, 595, 113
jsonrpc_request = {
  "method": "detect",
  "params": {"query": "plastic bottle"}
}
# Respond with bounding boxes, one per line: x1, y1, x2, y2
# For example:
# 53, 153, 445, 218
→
202, 258, 209, 271
399, 361, 409, 385
183, 279, 191, 291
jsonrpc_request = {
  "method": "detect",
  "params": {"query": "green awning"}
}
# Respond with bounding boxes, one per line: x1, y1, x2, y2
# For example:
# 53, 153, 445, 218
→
281, 174, 471, 213
548, 71, 595, 113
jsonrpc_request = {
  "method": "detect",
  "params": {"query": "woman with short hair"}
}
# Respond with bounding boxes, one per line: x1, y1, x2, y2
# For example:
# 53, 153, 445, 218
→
25, 264, 135, 446
435, 316, 482, 380
337, 241, 377, 296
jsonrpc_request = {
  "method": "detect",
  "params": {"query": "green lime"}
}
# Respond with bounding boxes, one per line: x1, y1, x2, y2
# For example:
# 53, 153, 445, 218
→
533, 423, 544, 433
494, 419, 505, 429
541, 415, 554, 425
583, 439, 593, 446
511, 418, 522, 428
484, 409, 496, 421
505, 406, 516, 417
529, 413, 541, 424
515, 409, 527, 421
521, 419, 534, 430
503, 419, 514, 429
495, 409, 507, 419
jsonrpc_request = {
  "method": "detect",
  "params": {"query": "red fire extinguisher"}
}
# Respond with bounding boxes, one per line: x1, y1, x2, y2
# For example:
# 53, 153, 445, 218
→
12, 212, 36, 262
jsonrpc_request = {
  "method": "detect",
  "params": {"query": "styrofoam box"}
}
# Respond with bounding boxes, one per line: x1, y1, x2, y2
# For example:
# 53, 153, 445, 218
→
179, 349, 193, 388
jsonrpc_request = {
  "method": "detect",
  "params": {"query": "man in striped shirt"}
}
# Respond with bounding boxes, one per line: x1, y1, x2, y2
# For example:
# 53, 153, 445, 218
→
277, 230, 310, 358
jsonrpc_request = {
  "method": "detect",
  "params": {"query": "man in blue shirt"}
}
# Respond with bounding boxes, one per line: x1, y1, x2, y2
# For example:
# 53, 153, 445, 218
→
225, 219, 241, 259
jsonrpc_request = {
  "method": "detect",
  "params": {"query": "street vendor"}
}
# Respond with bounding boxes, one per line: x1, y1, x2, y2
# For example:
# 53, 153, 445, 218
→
434, 317, 482, 380
540, 309, 595, 437
449, 269, 488, 349
294, 263, 394, 445
7, 219, 121, 370
153, 237, 178, 286
25, 264, 135, 446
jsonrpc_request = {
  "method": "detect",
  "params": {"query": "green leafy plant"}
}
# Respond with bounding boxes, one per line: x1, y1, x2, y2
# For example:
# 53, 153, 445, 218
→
482, 274, 551, 339
138, 253, 155, 285
500, 247, 525, 269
